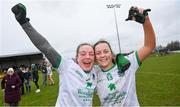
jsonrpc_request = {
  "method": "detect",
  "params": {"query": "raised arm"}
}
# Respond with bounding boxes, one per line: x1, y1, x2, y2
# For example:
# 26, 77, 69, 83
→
11, 3, 61, 69
138, 16, 156, 62
126, 6, 156, 62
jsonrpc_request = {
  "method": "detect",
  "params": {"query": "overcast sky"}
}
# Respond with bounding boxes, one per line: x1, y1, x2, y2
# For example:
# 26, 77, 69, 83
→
0, 0, 180, 58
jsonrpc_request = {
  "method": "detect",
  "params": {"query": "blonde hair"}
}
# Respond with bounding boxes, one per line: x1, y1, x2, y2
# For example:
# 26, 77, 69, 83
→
7, 68, 14, 74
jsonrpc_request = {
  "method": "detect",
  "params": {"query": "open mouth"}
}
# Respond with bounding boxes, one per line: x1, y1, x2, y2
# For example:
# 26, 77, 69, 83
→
83, 62, 91, 68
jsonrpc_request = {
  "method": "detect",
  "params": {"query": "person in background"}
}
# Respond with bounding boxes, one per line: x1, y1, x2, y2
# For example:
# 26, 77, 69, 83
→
47, 62, 55, 85
41, 58, 48, 86
17, 65, 25, 95
31, 64, 40, 93
1, 68, 22, 107
1, 68, 7, 106
23, 66, 31, 94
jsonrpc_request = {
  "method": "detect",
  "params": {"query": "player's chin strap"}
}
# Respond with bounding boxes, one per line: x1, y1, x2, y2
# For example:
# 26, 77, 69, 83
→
116, 53, 131, 76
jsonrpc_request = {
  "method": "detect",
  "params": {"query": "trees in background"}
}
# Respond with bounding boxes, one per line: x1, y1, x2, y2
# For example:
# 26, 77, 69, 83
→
166, 41, 180, 51
155, 40, 180, 55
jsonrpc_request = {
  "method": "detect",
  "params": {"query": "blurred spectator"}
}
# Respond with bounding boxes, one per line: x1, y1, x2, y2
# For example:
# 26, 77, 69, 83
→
18, 65, 25, 95
31, 64, 40, 93
47, 63, 54, 85
23, 66, 31, 94
41, 58, 48, 86
1, 68, 21, 106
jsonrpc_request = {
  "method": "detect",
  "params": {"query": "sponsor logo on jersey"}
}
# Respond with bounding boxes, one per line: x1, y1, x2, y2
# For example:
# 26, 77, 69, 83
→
103, 91, 126, 105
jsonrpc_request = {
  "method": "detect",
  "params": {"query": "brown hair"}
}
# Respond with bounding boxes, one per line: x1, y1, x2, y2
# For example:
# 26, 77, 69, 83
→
93, 40, 116, 63
93, 40, 113, 54
76, 43, 93, 58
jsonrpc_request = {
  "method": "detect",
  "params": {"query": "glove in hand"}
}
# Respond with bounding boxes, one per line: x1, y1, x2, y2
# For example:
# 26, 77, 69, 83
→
11, 3, 29, 24
125, 6, 151, 24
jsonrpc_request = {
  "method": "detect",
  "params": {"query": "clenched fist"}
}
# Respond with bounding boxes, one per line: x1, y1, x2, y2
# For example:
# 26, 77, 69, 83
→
11, 3, 29, 24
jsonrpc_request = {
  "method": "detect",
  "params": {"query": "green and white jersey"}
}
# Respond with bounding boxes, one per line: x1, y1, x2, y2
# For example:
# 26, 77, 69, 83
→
55, 58, 97, 107
96, 51, 141, 107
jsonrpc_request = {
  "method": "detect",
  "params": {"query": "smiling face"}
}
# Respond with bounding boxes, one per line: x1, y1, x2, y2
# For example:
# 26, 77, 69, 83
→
94, 41, 114, 70
76, 44, 94, 72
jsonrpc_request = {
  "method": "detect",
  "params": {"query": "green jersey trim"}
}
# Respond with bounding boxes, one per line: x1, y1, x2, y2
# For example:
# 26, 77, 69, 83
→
101, 63, 116, 72
135, 51, 141, 66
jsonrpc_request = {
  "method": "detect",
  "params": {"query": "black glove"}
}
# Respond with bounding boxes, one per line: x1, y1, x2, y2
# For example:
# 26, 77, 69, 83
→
125, 6, 151, 24
11, 3, 30, 25
116, 53, 131, 76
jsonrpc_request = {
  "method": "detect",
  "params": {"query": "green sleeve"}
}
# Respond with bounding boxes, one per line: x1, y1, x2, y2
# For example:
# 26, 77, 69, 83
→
135, 51, 141, 66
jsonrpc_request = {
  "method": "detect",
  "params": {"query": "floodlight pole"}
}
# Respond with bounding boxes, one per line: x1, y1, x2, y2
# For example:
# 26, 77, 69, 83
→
106, 4, 121, 53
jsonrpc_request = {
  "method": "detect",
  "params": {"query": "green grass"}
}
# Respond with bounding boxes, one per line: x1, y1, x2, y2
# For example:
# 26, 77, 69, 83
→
0, 53, 180, 106
136, 53, 180, 106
